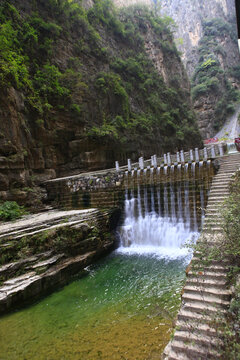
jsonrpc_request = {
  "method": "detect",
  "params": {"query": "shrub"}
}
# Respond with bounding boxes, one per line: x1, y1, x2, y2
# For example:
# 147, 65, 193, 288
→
191, 83, 208, 100
33, 64, 70, 104
0, 201, 27, 221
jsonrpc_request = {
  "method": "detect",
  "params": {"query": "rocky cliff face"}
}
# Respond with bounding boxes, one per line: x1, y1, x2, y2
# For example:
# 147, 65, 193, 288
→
0, 0, 201, 207
160, 0, 240, 137
161, 0, 238, 75
114, 0, 240, 138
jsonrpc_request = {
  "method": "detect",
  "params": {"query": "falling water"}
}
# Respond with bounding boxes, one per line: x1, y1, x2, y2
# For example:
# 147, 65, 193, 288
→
119, 180, 200, 257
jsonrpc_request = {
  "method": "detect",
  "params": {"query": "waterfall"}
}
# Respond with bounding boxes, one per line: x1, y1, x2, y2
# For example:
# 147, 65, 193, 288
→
119, 181, 199, 258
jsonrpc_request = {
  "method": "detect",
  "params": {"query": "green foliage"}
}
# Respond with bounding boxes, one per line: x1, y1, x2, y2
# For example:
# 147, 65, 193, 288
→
0, 201, 27, 221
203, 18, 235, 39
230, 65, 240, 81
0, 21, 31, 89
191, 83, 208, 100
33, 64, 70, 105
222, 172, 240, 261
0, 0, 202, 154
217, 172, 240, 359
95, 71, 130, 120
88, 0, 125, 37
191, 17, 240, 131
88, 122, 119, 140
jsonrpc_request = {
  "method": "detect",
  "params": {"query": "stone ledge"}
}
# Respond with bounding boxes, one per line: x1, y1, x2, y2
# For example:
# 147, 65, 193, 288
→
0, 208, 118, 315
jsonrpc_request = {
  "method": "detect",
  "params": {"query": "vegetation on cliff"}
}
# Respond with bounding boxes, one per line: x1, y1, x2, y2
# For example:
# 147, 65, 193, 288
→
191, 18, 240, 132
0, 0, 201, 163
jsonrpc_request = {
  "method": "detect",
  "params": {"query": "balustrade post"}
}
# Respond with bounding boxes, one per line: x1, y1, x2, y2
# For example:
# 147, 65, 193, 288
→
176, 152, 180, 163
115, 161, 120, 172
180, 150, 185, 163
211, 146, 216, 158
167, 152, 171, 165
164, 154, 167, 165
128, 159, 132, 172
203, 147, 208, 160
151, 156, 154, 167
139, 157, 144, 170
195, 148, 199, 162
190, 149, 194, 162
153, 154, 157, 168
218, 143, 224, 157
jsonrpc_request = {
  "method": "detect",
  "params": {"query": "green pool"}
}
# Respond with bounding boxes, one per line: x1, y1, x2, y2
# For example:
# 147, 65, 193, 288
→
0, 251, 187, 360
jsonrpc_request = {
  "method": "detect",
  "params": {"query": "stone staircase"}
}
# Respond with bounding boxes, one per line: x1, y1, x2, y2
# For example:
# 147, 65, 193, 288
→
163, 152, 240, 360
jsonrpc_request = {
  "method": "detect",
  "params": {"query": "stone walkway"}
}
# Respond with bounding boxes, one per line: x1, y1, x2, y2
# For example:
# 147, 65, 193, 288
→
163, 152, 240, 359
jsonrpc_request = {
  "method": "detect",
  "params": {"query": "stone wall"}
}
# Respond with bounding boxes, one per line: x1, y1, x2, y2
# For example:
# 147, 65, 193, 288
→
44, 160, 215, 210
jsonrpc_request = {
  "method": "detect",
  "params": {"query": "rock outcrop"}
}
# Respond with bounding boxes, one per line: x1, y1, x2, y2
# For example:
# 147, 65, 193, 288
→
0, 208, 118, 314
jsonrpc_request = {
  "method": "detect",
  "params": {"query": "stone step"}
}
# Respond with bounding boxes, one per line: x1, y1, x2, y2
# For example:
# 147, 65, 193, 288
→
195, 240, 223, 248
170, 339, 220, 359
165, 349, 191, 360
176, 319, 219, 338
191, 258, 231, 269
185, 277, 227, 289
188, 269, 228, 279
174, 330, 220, 348
203, 210, 223, 215
182, 292, 230, 308
212, 175, 231, 179
208, 190, 229, 196
184, 285, 231, 300
203, 219, 223, 224
182, 301, 227, 316
218, 165, 239, 169
203, 227, 223, 232
208, 194, 229, 198
210, 183, 229, 187
217, 171, 235, 175
203, 218, 223, 224
177, 309, 217, 323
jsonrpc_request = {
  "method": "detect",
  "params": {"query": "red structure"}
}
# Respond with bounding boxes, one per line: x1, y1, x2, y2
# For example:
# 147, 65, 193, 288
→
235, 137, 240, 151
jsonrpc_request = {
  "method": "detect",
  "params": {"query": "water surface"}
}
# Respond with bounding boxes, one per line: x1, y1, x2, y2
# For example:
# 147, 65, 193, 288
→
0, 252, 187, 360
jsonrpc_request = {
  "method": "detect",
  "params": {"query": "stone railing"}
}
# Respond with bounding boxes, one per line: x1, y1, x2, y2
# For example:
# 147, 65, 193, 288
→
115, 143, 226, 173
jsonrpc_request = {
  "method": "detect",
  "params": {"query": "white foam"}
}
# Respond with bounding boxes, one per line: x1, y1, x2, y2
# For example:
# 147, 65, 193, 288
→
119, 184, 200, 261
116, 244, 192, 261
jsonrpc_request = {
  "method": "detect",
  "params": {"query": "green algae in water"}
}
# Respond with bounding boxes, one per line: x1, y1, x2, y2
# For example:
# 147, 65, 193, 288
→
0, 252, 187, 360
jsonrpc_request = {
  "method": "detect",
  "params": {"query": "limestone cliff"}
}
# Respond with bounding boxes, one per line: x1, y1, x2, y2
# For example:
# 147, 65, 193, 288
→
0, 0, 201, 207
161, 0, 238, 76
160, 0, 240, 137
114, 0, 240, 137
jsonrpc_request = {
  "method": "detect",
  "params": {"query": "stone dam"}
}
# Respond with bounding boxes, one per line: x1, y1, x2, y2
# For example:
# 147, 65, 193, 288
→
0, 143, 239, 360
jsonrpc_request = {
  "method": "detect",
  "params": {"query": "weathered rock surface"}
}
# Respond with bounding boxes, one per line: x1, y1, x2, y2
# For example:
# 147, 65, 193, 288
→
0, 208, 118, 314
